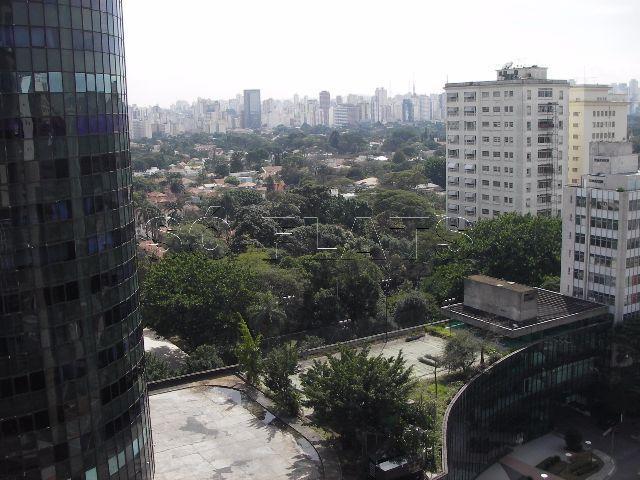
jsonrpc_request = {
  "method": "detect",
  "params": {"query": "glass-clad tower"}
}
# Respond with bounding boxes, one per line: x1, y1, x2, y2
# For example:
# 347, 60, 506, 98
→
0, 1, 153, 479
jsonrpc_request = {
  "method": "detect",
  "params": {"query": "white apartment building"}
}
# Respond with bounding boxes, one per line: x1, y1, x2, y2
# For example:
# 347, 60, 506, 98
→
445, 65, 569, 228
567, 85, 629, 185
561, 142, 640, 323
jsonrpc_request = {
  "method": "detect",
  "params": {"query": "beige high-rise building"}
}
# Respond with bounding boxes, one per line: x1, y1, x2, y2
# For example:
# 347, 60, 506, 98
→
444, 65, 569, 228
567, 85, 629, 186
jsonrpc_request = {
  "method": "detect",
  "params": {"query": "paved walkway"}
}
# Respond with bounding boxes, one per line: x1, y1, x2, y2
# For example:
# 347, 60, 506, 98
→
149, 374, 341, 480
477, 433, 615, 480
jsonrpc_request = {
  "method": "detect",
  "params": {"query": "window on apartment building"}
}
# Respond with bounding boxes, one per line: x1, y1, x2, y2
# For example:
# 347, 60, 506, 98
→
493, 106, 501, 113
482, 107, 490, 113
482, 121, 490, 127
526, 105, 531, 115
482, 92, 489, 98
482, 165, 490, 172
527, 121, 531, 131
482, 208, 490, 214
493, 91, 500, 98
493, 122, 501, 127
493, 166, 500, 172
493, 181, 500, 187
538, 88, 553, 98
493, 151, 501, 158
482, 151, 489, 157
559, 90, 564, 100
482, 136, 490, 142
482, 194, 489, 201
527, 90, 532, 100
482, 180, 490, 186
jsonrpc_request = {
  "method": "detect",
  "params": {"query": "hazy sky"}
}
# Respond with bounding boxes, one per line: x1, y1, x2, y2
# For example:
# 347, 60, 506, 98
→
123, 0, 640, 107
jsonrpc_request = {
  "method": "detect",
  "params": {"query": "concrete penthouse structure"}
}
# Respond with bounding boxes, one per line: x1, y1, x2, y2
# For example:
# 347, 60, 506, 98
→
567, 85, 629, 186
445, 65, 569, 229
561, 142, 640, 323
0, 0, 154, 478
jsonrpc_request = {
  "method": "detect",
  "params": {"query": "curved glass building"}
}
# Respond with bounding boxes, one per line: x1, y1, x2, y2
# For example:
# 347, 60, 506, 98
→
0, 1, 153, 479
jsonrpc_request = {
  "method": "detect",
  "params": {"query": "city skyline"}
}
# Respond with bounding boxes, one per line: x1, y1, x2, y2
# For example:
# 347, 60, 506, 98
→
123, 0, 640, 107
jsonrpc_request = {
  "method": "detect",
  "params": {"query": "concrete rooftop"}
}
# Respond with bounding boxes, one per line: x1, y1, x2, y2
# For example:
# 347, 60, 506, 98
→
150, 386, 322, 480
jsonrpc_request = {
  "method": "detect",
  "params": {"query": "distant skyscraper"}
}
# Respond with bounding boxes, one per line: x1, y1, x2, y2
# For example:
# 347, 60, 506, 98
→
243, 89, 262, 129
319, 91, 331, 126
373, 87, 388, 124
0, 1, 154, 479
402, 98, 415, 123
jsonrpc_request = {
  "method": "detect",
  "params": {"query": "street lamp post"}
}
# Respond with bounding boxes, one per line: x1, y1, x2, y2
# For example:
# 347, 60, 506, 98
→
584, 440, 593, 463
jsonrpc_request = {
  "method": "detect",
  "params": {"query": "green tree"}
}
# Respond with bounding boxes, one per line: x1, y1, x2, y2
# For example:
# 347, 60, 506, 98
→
392, 150, 407, 164
393, 292, 431, 328
442, 331, 480, 376
221, 189, 265, 217
166, 172, 185, 194
235, 316, 263, 385
182, 345, 225, 374
230, 151, 244, 172
263, 343, 300, 416
328, 130, 340, 150
163, 223, 228, 258
247, 291, 287, 337
224, 175, 240, 186
141, 253, 257, 350
423, 156, 446, 187
145, 353, 176, 382
300, 347, 418, 450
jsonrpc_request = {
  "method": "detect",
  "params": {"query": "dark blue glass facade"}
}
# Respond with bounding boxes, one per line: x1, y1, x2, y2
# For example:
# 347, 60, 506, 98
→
439, 322, 611, 480
0, 1, 153, 479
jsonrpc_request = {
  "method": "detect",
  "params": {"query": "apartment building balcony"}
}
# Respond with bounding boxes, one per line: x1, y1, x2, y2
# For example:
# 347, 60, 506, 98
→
448, 177, 460, 186
464, 122, 477, 131
448, 135, 460, 144
538, 120, 555, 130
447, 93, 459, 102
447, 162, 459, 172
464, 107, 477, 116
448, 191, 460, 200
447, 121, 460, 131
465, 193, 477, 202
537, 164, 554, 175
465, 206, 477, 216
448, 149, 460, 159
448, 204, 460, 213
538, 104, 555, 114
465, 151, 477, 160
447, 107, 460, 116
464, 136, 476, 145
464, 178, 477, 187
464, 93, 476, 102
537, 194, 552, 205
464, 164, 476, 174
